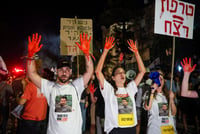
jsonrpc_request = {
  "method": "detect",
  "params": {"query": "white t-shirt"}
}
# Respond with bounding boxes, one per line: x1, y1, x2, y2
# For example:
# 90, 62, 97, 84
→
41, 77, 84, 134
100, 79, 138, 133
145, 93, 177, 134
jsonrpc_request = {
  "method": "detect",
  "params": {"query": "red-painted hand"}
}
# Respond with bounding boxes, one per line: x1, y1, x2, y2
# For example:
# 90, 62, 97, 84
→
88, 83, 97, 94
104, 36, 115, 50
181, 57, 196, 72
28, 33, 43, 58
127, 39, 138, 53
119, 52, 124, 62
75, 33, 91, 55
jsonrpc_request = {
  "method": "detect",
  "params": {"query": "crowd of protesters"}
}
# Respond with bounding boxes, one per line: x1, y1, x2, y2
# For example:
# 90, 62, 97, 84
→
0, 33, 200, 134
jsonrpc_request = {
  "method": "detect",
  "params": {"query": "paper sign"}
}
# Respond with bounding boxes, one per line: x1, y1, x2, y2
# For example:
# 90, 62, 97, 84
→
60, 18, 93, 55
154, 0, 195, 39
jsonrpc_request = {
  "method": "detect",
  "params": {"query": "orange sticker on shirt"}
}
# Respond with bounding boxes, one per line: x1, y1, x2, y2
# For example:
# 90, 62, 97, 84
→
118, 114, 134, 126
161, 125, 175, 134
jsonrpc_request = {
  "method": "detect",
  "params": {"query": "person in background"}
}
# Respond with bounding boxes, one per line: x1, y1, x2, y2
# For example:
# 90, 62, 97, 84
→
80, 88, 89, 133
180, 57, 199, 134
16, 79, 48, 134
143, 71, 177, 134
16, 59, 48, 134
135, 72, 151, 134
95, 37, 146, 134
88, 81, 97, 134
41, 68, 54, 81
165, 71, 177, 93
173, 74, 182, 122
180, 57, 197, 97
27, 32, 94, 134
0, 74, 13, 134
89, 73, 105, 134
11, 72, 27, 133
94, 84, 105, 134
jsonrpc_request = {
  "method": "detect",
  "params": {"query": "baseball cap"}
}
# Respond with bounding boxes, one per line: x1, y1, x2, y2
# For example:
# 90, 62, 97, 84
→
57, 59, 72, 69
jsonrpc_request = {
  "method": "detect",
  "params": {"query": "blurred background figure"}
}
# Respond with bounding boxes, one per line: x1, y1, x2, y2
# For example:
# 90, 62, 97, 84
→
135, 71, 151, 134
80, 88, 89, 133
0, 56, 14, 134
0, 74, 14, 134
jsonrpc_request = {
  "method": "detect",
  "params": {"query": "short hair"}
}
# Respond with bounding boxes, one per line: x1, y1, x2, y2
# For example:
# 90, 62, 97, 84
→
60, 96, 67, 101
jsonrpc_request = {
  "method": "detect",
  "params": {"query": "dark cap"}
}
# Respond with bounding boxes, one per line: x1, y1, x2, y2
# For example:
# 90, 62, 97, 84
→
57, 59, 72, 69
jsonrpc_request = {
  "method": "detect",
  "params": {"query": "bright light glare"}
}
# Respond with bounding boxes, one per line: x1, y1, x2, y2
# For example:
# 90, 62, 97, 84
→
177, 65, 182, 72
13, 67, 24, 73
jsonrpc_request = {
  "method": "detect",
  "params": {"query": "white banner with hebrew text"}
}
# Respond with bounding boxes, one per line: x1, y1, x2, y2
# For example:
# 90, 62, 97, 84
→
154, 0, 195, 39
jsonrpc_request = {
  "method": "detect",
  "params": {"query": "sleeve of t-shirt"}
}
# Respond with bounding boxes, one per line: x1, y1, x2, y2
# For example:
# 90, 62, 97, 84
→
41, 78, 54, 102
100, 79, 114, 98
21, 82, 32, 100
72, 77, 84, 101
126, 80, 138, 95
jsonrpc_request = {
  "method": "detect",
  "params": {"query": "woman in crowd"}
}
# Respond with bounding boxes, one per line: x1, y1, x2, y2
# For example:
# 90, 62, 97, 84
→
95, 36, 146, 134
180, 57, 199, 134
143, 70, 177, 134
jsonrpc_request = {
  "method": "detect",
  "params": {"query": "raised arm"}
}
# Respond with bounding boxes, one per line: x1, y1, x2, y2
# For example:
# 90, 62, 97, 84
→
144, 83, 157, 110
88, 83, 97, 104
95, 36, 115, 88
144, 72, 160, 110
181, 57, 197, 98
75, 33, 94, 87
127, 39, 146, 86
169, 90, 177, 116
27, 33, 43, 89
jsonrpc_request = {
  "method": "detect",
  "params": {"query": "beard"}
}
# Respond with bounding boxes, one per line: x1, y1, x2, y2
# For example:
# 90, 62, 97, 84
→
57, 75, 70, 83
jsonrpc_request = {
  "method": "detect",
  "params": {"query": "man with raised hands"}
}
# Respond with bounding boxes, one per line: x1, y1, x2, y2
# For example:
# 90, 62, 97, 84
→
26, 33, 94, 134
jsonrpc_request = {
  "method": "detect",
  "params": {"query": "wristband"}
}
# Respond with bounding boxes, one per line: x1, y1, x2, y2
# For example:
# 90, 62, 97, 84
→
150, 95, 154, 100
27, 54, 39, 60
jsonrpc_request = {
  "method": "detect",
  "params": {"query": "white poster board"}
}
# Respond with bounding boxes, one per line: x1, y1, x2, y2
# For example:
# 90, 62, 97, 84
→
154, 0, 195, 39
60, 18, 93, 55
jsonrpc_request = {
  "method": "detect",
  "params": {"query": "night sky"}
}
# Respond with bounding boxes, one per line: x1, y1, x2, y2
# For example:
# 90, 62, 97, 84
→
0, 1, 106, 71
0, 0, 199, 72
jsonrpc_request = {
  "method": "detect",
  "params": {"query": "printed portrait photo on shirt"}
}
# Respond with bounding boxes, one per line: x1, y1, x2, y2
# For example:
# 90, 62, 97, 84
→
55, 95, 72, 112
118, 97, 133, 114
158, 103, 169, 116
